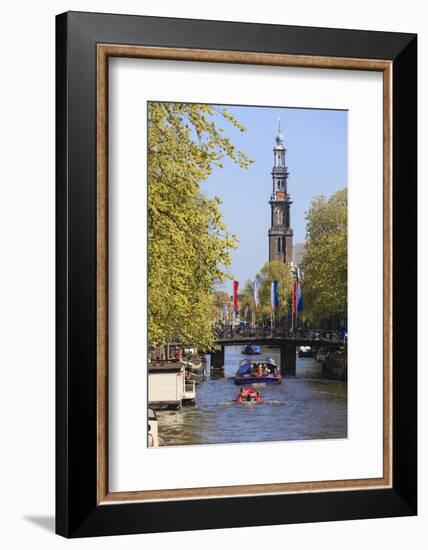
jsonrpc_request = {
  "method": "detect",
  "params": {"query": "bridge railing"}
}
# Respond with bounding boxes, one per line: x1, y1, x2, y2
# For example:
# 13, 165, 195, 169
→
214, 325, 345, 343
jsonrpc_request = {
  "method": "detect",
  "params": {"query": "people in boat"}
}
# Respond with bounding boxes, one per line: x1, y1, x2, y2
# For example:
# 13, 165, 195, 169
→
241, 362, 279, 378
238, 388, 260, 402
239, 388, 251, 402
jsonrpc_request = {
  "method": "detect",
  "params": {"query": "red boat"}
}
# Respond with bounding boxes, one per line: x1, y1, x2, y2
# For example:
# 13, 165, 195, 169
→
236, 388, 262, 403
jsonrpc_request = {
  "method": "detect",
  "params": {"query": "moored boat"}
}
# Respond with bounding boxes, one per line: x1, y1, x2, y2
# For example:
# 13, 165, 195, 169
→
298, 345, 315, 358
234, 357, 281, 385
184, 357, 206, 383
241, 344, 261, 355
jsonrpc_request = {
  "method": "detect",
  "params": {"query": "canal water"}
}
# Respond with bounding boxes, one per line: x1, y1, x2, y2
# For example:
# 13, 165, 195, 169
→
156, 346, 347, 446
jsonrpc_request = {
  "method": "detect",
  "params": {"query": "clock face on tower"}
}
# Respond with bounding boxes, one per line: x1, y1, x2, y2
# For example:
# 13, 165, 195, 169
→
276, 191, 285, 200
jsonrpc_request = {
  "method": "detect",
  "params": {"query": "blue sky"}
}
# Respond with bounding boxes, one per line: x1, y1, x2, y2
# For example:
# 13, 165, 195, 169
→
200, 105, 348, 294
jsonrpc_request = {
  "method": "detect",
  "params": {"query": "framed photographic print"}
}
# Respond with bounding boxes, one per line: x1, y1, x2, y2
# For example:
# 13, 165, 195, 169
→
56, 11, 417, 537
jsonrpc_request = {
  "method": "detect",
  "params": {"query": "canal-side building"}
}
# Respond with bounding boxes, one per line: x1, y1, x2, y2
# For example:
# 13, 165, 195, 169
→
268, 121, 293, 264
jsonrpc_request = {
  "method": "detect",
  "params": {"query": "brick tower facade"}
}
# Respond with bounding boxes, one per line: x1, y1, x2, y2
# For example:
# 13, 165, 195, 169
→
268, 120, 293, 264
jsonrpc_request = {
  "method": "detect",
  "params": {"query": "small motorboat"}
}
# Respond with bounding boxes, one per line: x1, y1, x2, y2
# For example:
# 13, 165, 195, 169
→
234, 357, 282, 385
298, 345, 315, 358
241, 344, 261, 355
236, 388, 262, 403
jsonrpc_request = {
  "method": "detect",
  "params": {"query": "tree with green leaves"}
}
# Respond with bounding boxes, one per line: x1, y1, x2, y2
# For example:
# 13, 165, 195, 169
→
300, 188, 347, 325
213, 290, 231, 322
238, 280, 254, 314
233, 265, 293, 326
148, 102, 252, 349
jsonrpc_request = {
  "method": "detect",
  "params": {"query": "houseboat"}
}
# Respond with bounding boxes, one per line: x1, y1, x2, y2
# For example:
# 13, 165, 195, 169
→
234, 357, 281, 385
148, 361, 196, 410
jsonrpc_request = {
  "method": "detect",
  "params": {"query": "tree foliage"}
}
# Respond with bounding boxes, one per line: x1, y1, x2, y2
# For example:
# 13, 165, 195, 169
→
238, 280, 254, 312
237, 263, 293, 324
213, 290, 231, 320
300, 188, 347, 325
148, 102, 251, 349
257, 261, 294, 322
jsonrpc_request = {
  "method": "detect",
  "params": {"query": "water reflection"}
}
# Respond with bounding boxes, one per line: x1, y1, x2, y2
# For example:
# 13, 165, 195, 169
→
156, 346, 347, 446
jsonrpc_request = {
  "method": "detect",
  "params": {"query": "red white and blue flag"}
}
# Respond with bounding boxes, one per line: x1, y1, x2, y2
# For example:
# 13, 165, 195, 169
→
294, 281, 304, 312
271, 280, 279, 311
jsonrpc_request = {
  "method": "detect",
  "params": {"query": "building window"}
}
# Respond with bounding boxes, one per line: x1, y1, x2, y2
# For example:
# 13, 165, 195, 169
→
277, 238, 281, 253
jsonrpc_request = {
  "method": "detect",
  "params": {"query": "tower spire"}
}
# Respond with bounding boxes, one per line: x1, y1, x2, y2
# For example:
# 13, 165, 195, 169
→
275, 117, 285, 145
268, 119, 293, 264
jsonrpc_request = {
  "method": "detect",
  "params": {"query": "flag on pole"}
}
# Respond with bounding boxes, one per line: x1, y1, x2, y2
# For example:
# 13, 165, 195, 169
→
271, 280, 279, 311
296, 281, 304, 312
252, 280, 260, 310
233, 280, 239, 313
292, 280, 297, 314
222, 303, 228, 322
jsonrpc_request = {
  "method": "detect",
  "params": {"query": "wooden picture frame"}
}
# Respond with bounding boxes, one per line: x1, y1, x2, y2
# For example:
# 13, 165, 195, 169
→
56, 11, 417, 537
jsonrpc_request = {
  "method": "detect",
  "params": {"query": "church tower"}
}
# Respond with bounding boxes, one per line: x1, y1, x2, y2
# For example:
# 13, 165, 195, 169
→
268, 120, 293, 264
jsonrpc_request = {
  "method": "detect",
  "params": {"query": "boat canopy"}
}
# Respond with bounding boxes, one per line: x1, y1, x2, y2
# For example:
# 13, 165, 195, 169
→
238, 364, 252, 374
239, 356, 277, 367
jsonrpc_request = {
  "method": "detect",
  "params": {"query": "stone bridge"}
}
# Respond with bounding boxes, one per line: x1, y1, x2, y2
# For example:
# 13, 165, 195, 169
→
211, 335, 344, 376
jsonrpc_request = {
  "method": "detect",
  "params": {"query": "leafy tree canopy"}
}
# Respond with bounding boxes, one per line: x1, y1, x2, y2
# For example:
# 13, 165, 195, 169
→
236, 264, 293, 324
300, 188, 347, 325
148, 102, 252, 349
257, 261, 294, 320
